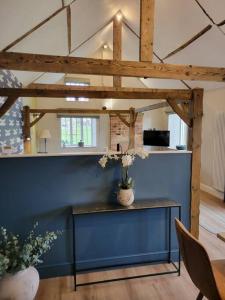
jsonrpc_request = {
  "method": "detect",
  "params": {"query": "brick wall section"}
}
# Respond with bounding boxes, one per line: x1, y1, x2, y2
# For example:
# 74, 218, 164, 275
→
110, 114, 143, 151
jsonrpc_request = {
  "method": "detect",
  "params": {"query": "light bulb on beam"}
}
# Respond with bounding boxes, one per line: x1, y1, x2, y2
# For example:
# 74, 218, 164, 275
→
116, 11, 123, 22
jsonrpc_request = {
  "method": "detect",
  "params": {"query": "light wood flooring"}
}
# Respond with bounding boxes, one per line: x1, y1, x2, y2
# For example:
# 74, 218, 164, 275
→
36, 192, 225, 300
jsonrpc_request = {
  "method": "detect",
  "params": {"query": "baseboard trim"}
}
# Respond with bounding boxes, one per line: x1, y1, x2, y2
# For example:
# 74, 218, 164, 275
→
38, 249, 179, 279
201, 183, 224, 200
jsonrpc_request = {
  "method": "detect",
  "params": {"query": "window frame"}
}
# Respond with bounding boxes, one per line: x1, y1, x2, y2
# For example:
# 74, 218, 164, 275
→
60, 115, 99, 148
168, 113, 188, 148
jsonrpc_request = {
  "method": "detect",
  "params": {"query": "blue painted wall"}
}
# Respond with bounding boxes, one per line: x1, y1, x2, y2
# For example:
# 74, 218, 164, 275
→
0, 153, 191, 278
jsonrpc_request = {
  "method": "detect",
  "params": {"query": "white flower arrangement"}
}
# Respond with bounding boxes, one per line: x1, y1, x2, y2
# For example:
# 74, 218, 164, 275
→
98, 149, 149, 189
0, 223, 61, 277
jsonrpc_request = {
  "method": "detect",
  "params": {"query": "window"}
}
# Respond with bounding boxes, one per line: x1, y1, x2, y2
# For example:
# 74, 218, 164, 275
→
65, 78, 90, 102
60, 116, 98, 148
168, 114, 187, 148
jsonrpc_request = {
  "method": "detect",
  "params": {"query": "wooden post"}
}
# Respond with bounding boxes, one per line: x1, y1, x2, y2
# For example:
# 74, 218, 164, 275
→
113, 14, 122, 87
23, 106, 31, 154
190, 88, 204, 238
0, 96, 18, 118
67, 5, 72, 54
129, 108, 136, 149
187, 127, 193, 151
140, 0, 155, 62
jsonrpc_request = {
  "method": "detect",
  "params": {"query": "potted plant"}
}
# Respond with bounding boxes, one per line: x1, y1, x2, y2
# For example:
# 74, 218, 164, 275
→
99, 149, 149, 206
0, 223, 61, 300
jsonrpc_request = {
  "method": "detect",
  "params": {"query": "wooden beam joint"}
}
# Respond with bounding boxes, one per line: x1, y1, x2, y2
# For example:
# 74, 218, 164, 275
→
30, 112, 45, 127
0, 96, 18, 118
167, 99, 192, 127
116, 113, 130, 127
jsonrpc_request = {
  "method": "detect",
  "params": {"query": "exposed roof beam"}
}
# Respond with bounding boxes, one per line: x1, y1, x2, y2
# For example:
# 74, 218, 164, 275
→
167, 99, 192, 127
29, 108, 130, 114
218, 19, 225, 27
30, 113, 45, 127
113, 13, 122, 87
194, 0, 215, 24
1, 52, 224, 82
140, 0, 155, 62
135, 101, 169, 113
163, 24, 212, 60
29, 16, 114, 85
0, 96, 18, 118
66, 5, 72, 54
123, 19, 192, 89
0, 84, 192, 100
116, 113, 130, 127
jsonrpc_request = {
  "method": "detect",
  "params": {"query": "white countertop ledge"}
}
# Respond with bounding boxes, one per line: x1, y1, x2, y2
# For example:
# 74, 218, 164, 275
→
0, 150, 192, 159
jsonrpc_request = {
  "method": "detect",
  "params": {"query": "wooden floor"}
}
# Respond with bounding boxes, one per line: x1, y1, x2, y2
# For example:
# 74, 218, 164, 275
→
36, 192, 225, 300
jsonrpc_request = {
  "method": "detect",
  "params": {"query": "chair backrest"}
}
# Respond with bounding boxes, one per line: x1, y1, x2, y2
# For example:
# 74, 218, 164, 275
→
175, 219, 221, 300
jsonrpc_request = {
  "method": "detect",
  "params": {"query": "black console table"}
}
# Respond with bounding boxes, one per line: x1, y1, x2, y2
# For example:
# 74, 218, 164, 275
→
72, 199, 181, 291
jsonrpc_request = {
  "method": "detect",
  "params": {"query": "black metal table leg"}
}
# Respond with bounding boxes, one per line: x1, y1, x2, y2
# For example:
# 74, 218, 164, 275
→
72, 214, 77, 291
168, 207, 172, 263
178, 206, 181, 276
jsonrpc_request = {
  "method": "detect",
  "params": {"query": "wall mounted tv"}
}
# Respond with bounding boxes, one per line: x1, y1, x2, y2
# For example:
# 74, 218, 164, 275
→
143, 130, 170, 147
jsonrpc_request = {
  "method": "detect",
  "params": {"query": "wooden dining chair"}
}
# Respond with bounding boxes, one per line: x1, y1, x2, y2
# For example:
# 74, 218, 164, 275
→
175, 219, 225, 300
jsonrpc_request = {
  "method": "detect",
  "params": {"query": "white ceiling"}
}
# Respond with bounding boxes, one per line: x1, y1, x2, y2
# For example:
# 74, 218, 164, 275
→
197, 0, 225, 23
0, 0, 224, 90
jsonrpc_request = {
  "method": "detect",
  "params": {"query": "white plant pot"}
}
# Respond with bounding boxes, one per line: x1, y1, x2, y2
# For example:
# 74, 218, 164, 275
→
117, 188, 134, 207
0, 266, 39, 300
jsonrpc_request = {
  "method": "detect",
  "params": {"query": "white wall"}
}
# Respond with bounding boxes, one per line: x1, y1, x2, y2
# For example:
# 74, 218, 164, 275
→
201, 88, 225, 199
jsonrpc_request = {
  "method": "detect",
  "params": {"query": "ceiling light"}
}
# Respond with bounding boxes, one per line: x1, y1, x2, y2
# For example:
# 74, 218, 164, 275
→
116, 11, 123, 22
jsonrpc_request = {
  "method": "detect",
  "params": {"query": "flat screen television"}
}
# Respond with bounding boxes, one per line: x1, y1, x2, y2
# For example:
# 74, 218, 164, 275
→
143, 130, 170, 147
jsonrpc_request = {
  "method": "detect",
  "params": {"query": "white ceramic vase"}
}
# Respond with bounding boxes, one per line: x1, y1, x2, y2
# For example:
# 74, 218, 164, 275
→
0, 267, 39, 300
117, 188, 134, 207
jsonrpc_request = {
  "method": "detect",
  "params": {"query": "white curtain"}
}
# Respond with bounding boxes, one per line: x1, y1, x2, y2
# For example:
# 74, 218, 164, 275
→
212, 112, 225, 192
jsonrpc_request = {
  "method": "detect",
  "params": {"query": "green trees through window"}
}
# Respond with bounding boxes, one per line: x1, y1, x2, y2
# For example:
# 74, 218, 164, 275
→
61, 117, 97, 147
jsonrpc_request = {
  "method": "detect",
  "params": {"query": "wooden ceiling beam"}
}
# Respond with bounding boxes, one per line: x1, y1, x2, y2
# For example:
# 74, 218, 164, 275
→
30, 113, 45, 127
29, 108, 131, 115
167, 98, 192, 127
67, 5, 72, 54
0, 84, 192, 100
135, 101, 169, 113
0, 96, 18, 118
0, 52, 224, 82
116, 113, 130, 127
140, 0, 155, 62
163, 24, 212, 60
113, 14, 122, 87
